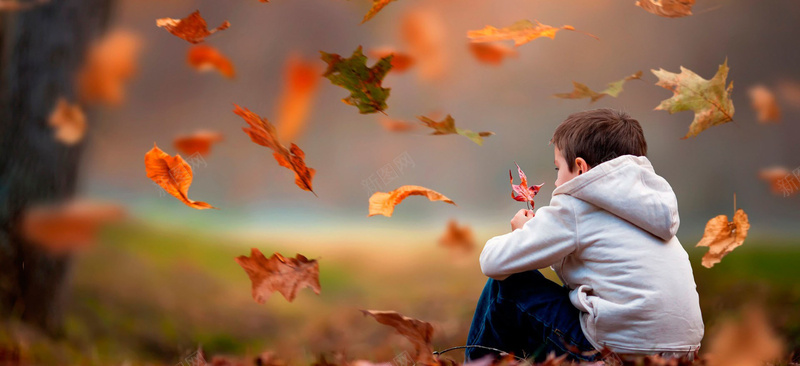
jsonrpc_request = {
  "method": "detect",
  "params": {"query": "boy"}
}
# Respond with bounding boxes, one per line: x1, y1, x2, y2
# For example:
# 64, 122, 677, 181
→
465, 109, 704, 363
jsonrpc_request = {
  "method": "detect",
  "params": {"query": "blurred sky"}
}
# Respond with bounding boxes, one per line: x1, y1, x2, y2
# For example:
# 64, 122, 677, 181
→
78, 0, 800, 246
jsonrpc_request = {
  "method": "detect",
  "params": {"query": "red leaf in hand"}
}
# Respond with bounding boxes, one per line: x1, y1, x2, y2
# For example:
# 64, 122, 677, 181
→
509, 161, 544, 209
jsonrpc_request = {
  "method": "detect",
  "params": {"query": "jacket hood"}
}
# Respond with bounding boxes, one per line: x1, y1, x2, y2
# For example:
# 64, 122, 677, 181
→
552, 155, 679, 240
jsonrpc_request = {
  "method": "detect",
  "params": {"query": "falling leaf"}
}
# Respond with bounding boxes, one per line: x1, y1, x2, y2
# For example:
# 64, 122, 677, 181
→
156, 10, 230, 44
438, 219, 475, 253
652, 59, 735, 139
21, 199, 125, 254
758, 167, 799, 197
173, 130, 224, 157
401, 9, 448, 81
468, 42, 518, 65
187, 44, 236, 78
636, 0, 695, 18
320, 46, 393, 114
359, 310, 436, 365
554, 71, 643, 103
417, 114, 494, 146
233, 104, 317, 195
467, 20, 598, 47
379, 117, 418, 132
235, 248, 321, 303
275, 53, 323, 143
76, 29, 142, 106
509, 162, 544, 209
369, 48, 414, 73
368, 185, 456, 217
748, 85, 781, 123
696, 208, 749, 268
705, 304, 784, 366
361, 0, 396, 24
48, 98, 87, 145
144, 143, 216, 209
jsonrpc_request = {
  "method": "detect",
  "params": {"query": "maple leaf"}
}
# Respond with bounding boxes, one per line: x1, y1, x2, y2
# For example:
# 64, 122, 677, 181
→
359, 310, 436, 365
636, 0, 695, 18
468, 42, 518, 65
48, 97, 87, 146
233, 104, 317, 196
275, 53, 323, 143
156, 10, 230, 44
320, 45, 393, 114
187, 44, 236, 78
173, 130, 224, 157
748, 85, 781, 123
21, 199, 125, 254
369, 47, 414, 73
417, 114, 494, 146
467, 19, 598, 47
554, 71, 643, 103
144, 143, 216, 209
652, 59, 735, 139
361, 0, 397, 24
438, 219, 475, 253
509, 162, 544, 210
235, 248, 321, 303
368, 185, 456, 217
696, 208, 749, 268
76, 29, 142, 106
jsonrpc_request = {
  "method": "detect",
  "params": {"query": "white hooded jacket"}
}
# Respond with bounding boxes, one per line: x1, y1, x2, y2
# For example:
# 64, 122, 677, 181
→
480, 154, 704, 355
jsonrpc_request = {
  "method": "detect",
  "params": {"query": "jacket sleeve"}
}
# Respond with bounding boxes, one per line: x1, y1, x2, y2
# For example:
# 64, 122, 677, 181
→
479, 194, 578, 280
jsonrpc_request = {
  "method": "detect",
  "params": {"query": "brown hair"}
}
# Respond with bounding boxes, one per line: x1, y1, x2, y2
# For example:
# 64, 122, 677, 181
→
550, 108, 647, 173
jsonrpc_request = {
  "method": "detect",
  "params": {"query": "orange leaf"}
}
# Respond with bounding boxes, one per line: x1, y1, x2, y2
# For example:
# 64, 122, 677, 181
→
758, 167, 799, 197
705, 305, 784, 366
636, 0, 695, 18
467, 19, 598, 47
156, 10, 230, 44
468, 42, 518, 65
401, 9, 447, 81
21, 199, 126, 254
438, 219, 475, 253
275, 54, 322, 143
748, 85, 781, 123
233, 104, 317, 196
696, 208, 749, 268
359, 310, 436, 365
378, 117, 418, 132
0, 0, 48, 11
173, 130, 224, 157
368, 185, 456, 217
76, 29, 142, 106
187, 44, 236, 78
48, 97, 86, 145
144, 143, 216, 209
361, 0, 397, 24
235, 248, 321, 303
369, 47, 414, 73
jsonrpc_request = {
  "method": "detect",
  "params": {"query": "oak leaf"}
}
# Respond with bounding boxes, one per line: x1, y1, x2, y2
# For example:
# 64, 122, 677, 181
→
652, 59, 735, 139
275, 54, 322, 143
636, 0, 695, 18
554, 71, 643, 103
187, 44, 235, 78
76, 29, 142, 106
696, 208, 749, 268
21, 199, 125, 254
748, 85, 781, 123
417, 114, 494, 146
173, 130, 224, 157
145, 143, 216, 209
361, 0, 396, 24
368, 185, 456, 217
320, 46, 393, 114
233, 104, 317, 195
467, 19, 598, 47
156, 10, 230, 44
468, 42, 518, 65
235, 248, 321, 303
438, 219, 475, 253
48, 98, 87, 145
510, 162, 544, 209
359, 310, 436, 365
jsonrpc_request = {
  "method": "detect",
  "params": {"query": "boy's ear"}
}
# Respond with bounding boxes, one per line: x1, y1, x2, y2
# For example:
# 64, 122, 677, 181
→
575, 157, 590, 174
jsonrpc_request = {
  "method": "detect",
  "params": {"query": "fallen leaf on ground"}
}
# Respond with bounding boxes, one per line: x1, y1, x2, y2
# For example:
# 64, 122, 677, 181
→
696, 208, 749, 268
748, 85, 781, 123
235, 248, 321, 303
652, 59, 735, 139
359, 310, 436, 365
320, 46, 392, 114
704, 304, 784, 366
468, 42, 518, 65
467, 19, 598, 47
156, 10, 230, 44
275, 53, 322, 143
144, 143, 216, 209
21, 199, 126, 254
234, 104, 317, 195
554, 71, 642, 103
48, 98, 87, 145
510, 162, 544, 209
173, 130, 224, 157
368, 185, 456, 217
187, 44, 235, 78
417, 114, 494, 145
76, 29, 142, 106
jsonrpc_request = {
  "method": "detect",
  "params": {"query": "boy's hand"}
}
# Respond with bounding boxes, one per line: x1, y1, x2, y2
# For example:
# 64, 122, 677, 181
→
510, 209, 535, 231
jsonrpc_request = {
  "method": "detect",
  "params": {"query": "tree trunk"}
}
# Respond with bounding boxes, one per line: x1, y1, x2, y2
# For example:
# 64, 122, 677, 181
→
0, 0, 115, 336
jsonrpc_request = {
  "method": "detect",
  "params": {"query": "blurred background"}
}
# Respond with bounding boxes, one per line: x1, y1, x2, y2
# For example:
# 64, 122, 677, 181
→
1, 0, 799, 364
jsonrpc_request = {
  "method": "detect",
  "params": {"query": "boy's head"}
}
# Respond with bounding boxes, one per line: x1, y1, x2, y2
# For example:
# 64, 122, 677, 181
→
551, 108, 647, 187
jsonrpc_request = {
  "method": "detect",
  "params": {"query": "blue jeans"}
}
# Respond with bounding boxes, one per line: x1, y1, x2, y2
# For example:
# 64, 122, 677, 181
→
465, 269, 601, 363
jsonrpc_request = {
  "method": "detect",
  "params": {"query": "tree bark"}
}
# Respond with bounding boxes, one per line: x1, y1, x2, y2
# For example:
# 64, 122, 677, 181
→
0, 0, 115, 336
